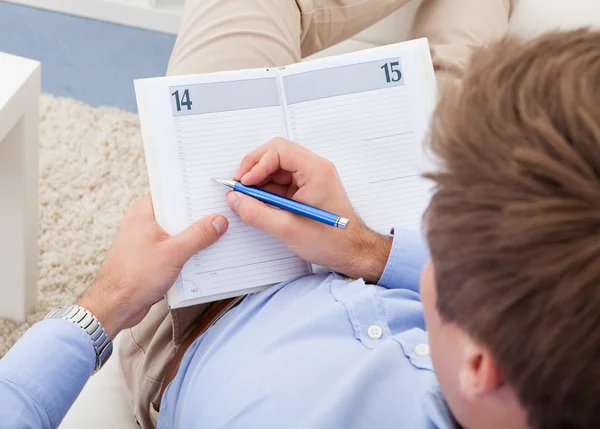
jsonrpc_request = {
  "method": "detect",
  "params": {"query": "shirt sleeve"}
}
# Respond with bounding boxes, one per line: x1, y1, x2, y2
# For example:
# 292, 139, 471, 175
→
377, 228, 430, 293
0, 319, 96, 429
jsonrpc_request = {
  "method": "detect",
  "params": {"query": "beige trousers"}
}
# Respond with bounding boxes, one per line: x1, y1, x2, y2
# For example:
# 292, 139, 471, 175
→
119, 1, 515, 427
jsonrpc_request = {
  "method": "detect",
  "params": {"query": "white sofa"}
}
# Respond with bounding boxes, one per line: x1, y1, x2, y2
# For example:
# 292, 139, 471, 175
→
59, 1, 600, 427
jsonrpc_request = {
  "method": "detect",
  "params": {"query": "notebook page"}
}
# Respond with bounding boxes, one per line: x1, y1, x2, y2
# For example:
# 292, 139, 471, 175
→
136, 69, 310, 307
280, 40, 436, 234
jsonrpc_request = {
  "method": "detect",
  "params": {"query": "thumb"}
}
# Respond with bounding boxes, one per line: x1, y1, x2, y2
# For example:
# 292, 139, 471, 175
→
227, 192, 293, 237
170, 214, 228, 263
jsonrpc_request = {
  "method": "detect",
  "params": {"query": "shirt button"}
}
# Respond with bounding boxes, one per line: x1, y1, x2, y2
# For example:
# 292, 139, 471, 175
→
415, 343, 430, 357
367, 325, 383, 339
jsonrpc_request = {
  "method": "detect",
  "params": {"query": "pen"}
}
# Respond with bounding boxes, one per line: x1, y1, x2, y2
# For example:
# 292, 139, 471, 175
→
212, 178, 349, 229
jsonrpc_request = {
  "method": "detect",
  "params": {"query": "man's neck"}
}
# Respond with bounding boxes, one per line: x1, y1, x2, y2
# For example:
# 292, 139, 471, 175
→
461, 403, 529, 429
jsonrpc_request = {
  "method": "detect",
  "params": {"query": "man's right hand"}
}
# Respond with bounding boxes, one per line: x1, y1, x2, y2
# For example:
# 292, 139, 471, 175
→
228, 138, 392, 283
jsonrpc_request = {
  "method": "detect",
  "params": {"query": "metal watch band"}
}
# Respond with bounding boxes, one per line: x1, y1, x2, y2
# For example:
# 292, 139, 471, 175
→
45, 304, 113, 373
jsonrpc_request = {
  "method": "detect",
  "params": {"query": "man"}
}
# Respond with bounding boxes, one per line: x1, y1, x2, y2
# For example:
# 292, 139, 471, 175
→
3, 27, 600, 429
141, 30, 600, 429
132, 27, 600, 429
0, 22, 600, 429
0, 11, 600, 429
120, 1, 516, 426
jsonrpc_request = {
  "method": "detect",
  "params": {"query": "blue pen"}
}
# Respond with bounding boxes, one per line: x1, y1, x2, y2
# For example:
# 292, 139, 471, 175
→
212, 178, 349, 229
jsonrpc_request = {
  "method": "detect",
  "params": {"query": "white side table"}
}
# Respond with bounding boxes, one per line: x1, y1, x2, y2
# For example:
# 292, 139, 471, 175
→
0, 52, 41, 320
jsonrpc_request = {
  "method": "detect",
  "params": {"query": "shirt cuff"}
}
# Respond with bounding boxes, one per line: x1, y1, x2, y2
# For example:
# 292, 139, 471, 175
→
378, 228, 430, 293
0, 319, 96, 427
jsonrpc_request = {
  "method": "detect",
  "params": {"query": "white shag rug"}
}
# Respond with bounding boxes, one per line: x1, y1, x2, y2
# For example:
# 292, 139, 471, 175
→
0, 94, 148, 357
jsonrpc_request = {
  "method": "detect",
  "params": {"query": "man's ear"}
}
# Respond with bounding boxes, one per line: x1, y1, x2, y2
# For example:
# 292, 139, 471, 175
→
458, 339, 503, 400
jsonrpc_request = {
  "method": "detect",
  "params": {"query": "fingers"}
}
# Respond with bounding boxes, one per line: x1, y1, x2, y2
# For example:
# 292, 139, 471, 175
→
240, 148, 280, 185
268, 169, 294, 186
128, 193, 155, 219
260, 183, 290, 197
169, 214, 228, 263
234, 146, 269, 181
234, 138, 315, 185
227, 192, 294, 238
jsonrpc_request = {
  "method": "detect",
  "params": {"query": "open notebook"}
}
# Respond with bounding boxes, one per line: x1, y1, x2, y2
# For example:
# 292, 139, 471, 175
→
135, 38, 437, 309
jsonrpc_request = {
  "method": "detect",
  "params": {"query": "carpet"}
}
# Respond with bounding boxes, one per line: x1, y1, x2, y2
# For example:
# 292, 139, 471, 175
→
0, 94, 148, 357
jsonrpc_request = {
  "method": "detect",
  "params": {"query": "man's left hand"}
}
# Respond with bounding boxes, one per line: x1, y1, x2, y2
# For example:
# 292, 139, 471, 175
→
77, 194, 228, 339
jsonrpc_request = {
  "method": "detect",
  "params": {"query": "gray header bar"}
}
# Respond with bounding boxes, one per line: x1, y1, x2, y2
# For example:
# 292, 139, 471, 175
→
170, 77, 280, 117
283, 58, 404, 105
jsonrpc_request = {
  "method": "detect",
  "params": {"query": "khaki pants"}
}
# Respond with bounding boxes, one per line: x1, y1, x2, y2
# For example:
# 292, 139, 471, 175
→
119, 0, 515, 427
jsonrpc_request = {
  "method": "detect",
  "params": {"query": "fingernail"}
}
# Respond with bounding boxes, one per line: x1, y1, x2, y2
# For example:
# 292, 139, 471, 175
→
241, 172, 251, 183
227, 192, 240, 211
212, 217, 227, 235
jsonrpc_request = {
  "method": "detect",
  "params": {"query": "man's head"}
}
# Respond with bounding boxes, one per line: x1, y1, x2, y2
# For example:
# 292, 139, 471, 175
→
421, 29, 600, 429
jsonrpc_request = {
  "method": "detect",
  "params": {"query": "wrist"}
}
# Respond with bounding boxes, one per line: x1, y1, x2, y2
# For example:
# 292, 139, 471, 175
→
343, 223, 392, 284
76, 278, 126, 339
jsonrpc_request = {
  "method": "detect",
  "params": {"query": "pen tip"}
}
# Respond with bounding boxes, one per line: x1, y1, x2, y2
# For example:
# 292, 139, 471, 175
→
211, 178, 236, 190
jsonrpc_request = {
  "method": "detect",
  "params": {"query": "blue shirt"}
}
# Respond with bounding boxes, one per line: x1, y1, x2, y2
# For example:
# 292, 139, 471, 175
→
0, 230, 454, 428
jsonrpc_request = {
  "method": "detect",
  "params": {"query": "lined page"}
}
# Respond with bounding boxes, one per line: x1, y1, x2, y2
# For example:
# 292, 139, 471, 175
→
137, 70, 310, 306
281, 40, 435, 233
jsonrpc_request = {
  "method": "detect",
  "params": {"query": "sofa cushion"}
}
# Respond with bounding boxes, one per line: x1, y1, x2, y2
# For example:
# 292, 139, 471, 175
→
510, 0, 600, 37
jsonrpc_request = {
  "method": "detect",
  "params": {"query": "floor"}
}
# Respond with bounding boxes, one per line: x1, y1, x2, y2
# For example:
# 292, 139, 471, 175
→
0, 2, 176, 112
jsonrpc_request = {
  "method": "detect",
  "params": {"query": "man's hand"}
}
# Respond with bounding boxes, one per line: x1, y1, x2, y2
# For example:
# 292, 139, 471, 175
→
228, 138, 392, 283
77, 194, 228, 339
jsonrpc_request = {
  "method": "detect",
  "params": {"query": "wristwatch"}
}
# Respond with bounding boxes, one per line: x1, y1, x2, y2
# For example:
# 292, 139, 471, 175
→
44, 304, 113, 372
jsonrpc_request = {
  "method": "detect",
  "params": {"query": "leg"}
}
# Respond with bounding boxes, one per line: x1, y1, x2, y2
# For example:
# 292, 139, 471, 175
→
411, 0, 515, 94
168, 0, 412, 76
121, 1, 411, 427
